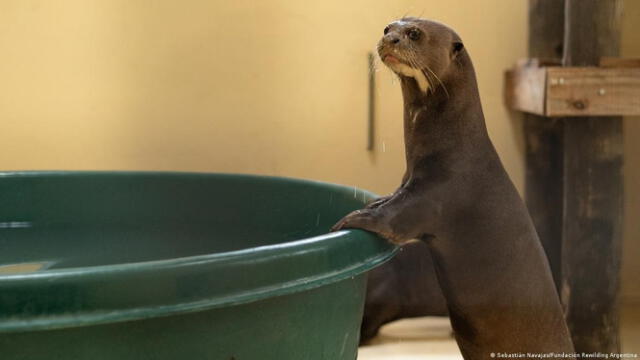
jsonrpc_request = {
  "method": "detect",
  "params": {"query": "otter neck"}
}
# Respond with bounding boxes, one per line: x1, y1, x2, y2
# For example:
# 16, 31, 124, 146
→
399, 60, 490, 182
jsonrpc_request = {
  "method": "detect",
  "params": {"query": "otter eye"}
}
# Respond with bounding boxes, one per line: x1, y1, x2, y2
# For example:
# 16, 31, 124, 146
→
407, 28, 421, 41
383, 26, 390, 35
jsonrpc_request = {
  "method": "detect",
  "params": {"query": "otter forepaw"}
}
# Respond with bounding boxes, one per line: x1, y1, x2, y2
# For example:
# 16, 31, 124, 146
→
330, 209, 380, 232
331, 209, 404, 243
331, 208, 413, 246
364, 195, 393, 209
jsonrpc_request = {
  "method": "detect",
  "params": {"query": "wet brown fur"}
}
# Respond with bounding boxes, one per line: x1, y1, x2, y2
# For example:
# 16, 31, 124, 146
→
333, 18, 574, 358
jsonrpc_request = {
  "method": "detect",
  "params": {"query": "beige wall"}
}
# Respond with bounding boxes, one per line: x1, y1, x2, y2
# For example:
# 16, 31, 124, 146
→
0, 0, 526, 192
621, 0, 640, 303
0, 1, 636, 300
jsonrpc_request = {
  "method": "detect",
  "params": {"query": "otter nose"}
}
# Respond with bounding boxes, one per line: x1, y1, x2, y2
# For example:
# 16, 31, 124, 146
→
384, 34, 400, 45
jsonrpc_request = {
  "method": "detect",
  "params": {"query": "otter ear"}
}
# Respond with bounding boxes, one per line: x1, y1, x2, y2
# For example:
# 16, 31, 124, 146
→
452, 41, 464, 57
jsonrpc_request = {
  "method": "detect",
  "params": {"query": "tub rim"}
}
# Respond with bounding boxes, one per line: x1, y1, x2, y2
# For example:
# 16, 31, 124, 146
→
0, 171, 398, 332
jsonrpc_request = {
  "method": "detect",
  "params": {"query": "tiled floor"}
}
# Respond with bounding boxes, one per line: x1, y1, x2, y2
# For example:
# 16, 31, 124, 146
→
359, 303, 640, 359
359, 317, 461, 360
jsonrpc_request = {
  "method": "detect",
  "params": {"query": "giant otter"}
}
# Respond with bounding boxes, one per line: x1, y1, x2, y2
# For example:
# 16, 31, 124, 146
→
333, 18, 574, 358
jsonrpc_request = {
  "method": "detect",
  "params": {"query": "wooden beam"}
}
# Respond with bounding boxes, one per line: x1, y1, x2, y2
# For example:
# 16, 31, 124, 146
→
547, 67, 640, 116
504, 64, 547, 115
524, 0, 566, 296
600, 57, 640, 68
561, 0, 624, 353
506, 65, 640, 117
529, 0, 565, 61
562, 0, 621, 67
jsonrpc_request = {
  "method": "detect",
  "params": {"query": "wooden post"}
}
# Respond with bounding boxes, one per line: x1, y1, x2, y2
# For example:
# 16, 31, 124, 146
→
525, 0, 565, 293
524, 0, 624, 352
561, 0, 623, 353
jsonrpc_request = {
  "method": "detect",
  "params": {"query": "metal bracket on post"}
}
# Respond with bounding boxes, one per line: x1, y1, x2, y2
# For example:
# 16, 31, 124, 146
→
367, 52, 376, 151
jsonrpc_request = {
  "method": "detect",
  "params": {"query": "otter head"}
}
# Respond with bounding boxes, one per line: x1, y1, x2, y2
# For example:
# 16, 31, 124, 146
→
377, 18, 465, 94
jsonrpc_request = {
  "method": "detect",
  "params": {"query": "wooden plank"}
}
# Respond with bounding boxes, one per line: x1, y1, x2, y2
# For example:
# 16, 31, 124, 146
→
505, 65, 640, 117
600, 57, 640, 68
516, 57, 562, 67
529, 0, 565, 61
504, 65, 547, 115
562, 118, 623, 353
524, 0, 565, 294
562, 0, 621, 66
523, 117, 564, 291
561, 0, 623, 353
546, 67, 640, 116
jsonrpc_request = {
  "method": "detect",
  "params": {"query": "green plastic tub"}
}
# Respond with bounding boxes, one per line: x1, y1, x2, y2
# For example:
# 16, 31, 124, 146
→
0, 172, 396, 360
